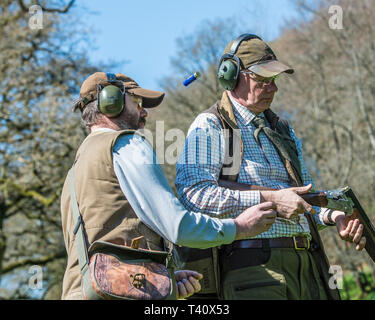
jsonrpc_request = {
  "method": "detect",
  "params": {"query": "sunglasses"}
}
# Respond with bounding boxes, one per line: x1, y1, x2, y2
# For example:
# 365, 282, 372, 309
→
241, 71, 279, 85
128, 93, 143, 108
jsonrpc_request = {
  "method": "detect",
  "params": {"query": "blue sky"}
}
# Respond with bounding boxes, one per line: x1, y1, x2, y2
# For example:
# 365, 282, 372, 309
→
78, 0, 300, 91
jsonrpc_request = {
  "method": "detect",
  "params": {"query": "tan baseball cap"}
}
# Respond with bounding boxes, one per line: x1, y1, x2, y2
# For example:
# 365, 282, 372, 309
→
223, 38, 294, 77
73, 72, 165, 112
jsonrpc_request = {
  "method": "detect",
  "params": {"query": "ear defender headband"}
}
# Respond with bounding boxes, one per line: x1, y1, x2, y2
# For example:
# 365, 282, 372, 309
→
97, 73, 125, 118
217, 34, 262, 91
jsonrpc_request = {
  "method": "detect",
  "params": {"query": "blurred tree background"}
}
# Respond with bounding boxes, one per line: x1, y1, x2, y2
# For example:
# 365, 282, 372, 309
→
0, 0, 374, 299
0, 0, 98, 299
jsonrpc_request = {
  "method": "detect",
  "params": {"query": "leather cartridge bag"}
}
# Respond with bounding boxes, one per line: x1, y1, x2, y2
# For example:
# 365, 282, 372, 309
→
68, 167, 177, 300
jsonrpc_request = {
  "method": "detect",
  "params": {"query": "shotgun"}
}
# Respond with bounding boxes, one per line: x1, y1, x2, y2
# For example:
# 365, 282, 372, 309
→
219, 180, 375, 263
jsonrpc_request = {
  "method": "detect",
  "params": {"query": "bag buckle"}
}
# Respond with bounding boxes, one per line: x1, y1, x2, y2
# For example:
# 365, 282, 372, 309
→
130, 273, 146, 289
130, 236, 144, 249
293, 236, 310, 250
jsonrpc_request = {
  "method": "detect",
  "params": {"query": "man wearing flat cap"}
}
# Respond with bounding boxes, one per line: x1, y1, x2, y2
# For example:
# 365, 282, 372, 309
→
175, 34, 366, 300
60, 71, 281, 300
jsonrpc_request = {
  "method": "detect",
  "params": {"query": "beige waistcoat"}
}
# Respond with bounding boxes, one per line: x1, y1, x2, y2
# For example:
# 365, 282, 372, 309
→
60, 130, 163, 300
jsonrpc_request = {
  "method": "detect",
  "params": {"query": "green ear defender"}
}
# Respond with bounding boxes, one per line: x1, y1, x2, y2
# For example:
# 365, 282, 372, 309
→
217, 60, 239, 91
217, 34, 262, 91
97, 73, 125, 118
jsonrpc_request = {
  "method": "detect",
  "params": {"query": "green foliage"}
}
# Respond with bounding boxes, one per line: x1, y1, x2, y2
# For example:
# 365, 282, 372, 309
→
341, 270, 375, 300
342, 273, 361, 300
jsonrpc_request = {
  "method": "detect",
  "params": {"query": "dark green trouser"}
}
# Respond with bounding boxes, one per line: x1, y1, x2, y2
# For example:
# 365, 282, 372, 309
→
220, 248, 328, 300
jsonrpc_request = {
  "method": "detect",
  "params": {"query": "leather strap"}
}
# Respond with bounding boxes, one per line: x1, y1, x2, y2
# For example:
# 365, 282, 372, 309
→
68, 166, 90, 274
230, 237, 310, 250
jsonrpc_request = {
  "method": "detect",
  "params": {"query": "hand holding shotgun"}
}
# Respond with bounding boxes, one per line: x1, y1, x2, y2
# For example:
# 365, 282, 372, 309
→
219, 180, 374, 261
219, 180, 317, 219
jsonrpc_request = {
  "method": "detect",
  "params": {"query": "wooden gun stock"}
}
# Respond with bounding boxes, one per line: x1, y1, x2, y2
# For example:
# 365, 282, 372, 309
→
344, 188, 375, 263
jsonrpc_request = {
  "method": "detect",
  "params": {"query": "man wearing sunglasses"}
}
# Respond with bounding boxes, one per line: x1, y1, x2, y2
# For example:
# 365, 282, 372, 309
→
175, 35, 365, 300
60, 72, 279, 300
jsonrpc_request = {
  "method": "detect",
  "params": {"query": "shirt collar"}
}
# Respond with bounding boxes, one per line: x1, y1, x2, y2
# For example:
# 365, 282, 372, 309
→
228, 95, 264, 127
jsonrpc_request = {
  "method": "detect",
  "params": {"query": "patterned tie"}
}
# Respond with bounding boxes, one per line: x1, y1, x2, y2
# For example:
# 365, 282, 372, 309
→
252, 115, 303, 185
253, 116, 268, 145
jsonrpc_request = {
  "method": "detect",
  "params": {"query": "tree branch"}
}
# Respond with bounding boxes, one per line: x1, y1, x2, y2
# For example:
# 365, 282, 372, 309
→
1, 250, 66, 275
18, 0, 75, 14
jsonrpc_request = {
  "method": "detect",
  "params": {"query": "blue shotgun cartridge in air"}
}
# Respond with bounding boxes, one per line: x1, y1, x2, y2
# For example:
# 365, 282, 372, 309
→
183, 72, 201, 86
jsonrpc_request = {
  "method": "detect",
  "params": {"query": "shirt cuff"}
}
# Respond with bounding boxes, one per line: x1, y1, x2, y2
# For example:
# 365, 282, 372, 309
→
239, 190, 261, 209
219, 219, 237, 245
313, 206, 332, 230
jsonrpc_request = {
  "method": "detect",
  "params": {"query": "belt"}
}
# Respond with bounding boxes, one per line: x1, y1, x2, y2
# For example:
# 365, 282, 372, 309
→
230, 236, 310, 251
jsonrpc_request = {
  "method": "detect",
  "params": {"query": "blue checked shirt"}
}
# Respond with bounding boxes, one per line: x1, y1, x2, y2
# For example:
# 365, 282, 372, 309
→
176, 96, 330, 240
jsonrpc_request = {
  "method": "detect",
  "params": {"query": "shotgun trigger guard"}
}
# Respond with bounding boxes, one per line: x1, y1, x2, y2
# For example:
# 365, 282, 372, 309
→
325, 187, 354, 215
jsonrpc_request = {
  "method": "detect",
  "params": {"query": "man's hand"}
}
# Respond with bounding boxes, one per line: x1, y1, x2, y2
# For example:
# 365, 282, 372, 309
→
333, 211, 367, 251
234, 202, 277, 240
174, 270, 203, 299
260, 184, 316, 219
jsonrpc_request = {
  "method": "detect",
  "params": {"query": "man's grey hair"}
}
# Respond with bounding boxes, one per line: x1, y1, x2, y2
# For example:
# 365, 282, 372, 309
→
81, 100, 104, 129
